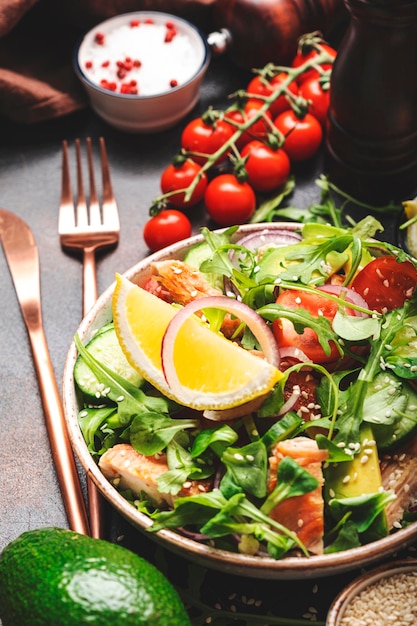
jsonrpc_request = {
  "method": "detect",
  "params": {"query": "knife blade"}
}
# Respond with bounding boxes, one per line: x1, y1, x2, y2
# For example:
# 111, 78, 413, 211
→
0, 208, 90, 536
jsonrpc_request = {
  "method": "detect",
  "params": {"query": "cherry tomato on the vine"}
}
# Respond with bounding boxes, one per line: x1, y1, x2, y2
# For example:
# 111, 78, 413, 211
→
181, 117, 235, 165
291, 42, 337, 84
160, 158, 208, 208
298, 76, 330, 126
225, 100, 273, 149
204, 174, 256, 226
143, 210, 192, 252
240, 99, 273, 145
246, 72, 298, 118
240, 140, 291, 193
274, 109, 323, 162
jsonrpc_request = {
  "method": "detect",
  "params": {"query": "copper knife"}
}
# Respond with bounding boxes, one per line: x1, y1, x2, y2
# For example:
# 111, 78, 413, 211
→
0, 208, 90, 536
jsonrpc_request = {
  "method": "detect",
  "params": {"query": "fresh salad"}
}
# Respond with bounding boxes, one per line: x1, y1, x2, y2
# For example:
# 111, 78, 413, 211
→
74, 216, 417, 560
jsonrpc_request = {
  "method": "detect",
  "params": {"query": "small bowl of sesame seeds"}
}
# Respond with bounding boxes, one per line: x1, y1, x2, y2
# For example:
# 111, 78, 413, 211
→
74, 11, 211, 133
326, 559, 417, 626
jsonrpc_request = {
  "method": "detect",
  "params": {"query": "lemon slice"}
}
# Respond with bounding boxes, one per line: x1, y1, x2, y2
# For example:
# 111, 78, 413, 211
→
112, 273, 281, 410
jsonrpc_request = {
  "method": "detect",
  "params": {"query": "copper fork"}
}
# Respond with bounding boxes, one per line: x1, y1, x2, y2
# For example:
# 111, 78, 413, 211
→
59, 137, 120, 538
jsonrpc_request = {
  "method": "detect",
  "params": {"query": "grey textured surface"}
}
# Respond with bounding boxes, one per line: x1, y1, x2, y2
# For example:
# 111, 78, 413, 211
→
0, 55, 411, 625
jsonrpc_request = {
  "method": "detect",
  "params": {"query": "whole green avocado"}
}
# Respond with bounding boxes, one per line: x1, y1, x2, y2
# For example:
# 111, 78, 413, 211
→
0, 527, 191, 626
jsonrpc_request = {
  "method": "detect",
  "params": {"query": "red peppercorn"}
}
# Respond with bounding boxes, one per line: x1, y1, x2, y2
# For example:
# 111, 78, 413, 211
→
101, 60, 110, 68
133, 59, 142, 68
170, 79, 178, 88
94, 32, 105, 45
117, 68, 127, 79
85, 60, 93, 69
144, 19, 154, 24
166, 21, 176, 29
165, 28, 177, 43
130, 19, 140, 27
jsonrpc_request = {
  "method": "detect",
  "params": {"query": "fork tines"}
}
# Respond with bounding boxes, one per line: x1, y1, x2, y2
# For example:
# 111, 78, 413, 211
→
59, 137, 120, 248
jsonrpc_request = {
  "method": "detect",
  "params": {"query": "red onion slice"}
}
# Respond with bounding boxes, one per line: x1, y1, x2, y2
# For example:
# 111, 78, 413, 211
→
317, 284, 370, 317
161, 295, 280, 411
236, 228, 302, 251
229, 228, 302, 268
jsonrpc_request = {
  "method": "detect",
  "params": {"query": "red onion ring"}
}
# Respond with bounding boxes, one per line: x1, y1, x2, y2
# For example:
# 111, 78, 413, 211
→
317, 284, 370, 317
161, 295, 280, 413
279, 346, 312, 363
229, 228, 302, 267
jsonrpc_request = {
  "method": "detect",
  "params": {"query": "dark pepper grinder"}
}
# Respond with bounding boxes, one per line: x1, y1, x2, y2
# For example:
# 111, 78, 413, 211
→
211, 0, 348, 68
325, 0, 417, 204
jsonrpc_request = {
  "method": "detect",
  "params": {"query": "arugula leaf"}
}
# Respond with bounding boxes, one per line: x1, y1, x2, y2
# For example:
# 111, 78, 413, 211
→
249, 176, 296, 223
258, 302, 343, 358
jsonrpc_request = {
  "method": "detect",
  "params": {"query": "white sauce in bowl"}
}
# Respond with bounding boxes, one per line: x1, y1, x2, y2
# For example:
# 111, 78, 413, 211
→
78, 14, 207, 97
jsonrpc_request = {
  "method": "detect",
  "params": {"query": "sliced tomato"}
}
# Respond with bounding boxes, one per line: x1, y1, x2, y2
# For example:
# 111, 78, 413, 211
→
350, 256, 417, 313
272, 290, 351, 363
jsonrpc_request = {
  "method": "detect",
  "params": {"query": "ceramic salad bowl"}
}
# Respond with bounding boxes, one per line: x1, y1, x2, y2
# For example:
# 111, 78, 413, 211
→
62, 222, 417, 579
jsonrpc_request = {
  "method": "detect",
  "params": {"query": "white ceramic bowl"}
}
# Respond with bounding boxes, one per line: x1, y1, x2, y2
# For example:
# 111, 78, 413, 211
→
62, 223, 417, 579
74, 11, 211, 133
326, 560, 417, 625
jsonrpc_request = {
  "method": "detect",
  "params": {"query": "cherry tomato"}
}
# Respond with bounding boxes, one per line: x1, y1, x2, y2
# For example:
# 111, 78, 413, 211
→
291, 42, 337, 84
272, 290, 344, 363
143, 210, 192, 252
225, 100, 273, 149
240, 140, 291, 193
181, 117, 235, 165
350, 256, 417, 313
240, 99, 273, 145
246, 72, 298, 118
274, 109, 323, 162
160, 158, 208, 208
204, 174, 256, 226
299, 77, 331, 126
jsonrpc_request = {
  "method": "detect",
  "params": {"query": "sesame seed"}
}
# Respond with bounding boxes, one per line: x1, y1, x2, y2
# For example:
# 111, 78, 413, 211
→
340, 570, 417, 626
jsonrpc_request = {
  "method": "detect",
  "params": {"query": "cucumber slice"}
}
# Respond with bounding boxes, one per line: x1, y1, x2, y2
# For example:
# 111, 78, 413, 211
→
74, 326, 143, 399
183, 241, 212, 268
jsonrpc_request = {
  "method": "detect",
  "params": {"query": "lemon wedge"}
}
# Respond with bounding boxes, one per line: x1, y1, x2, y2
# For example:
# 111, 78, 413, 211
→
112, 273, 281, 410
403, 196, 417, 258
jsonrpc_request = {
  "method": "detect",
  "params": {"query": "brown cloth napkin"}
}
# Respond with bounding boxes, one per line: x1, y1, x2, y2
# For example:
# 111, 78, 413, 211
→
0, 0, 215, 124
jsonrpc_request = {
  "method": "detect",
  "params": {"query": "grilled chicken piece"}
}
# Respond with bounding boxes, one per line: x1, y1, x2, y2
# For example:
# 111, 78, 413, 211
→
99, 443, 211, 508
146, 259, 221, 305
268, 437, 328, 555
380, 434, 417, 528
144, 259, 242, 339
